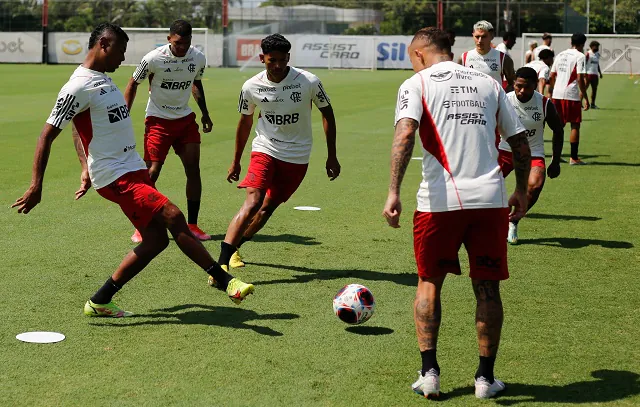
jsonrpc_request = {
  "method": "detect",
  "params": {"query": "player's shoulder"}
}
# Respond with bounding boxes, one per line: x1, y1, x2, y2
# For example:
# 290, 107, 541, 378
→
144, 44, 167, 61
64, 66, 101, 92
401, 70, 425, 90
289, 66, 320, 84
189, 46, 206, 61
242, 70, 268, 89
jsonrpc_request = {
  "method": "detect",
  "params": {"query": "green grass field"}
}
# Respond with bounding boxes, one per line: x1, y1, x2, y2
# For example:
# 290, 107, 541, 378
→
1, 64, 639, 406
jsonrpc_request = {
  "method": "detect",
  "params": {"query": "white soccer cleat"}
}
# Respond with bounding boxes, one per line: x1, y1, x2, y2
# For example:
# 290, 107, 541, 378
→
507, 222, 518, 245
475, 377, 506, 399
412, 369, 440, 398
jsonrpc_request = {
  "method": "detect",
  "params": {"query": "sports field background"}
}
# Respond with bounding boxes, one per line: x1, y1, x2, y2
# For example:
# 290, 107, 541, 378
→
1, 65, 639, 406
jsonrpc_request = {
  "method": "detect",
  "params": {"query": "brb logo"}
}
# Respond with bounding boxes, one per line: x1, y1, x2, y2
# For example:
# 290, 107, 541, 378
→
108, 104, 130, 123
161, 80, 192, 90
265, 113, 299, 125
377, 42, 407, 61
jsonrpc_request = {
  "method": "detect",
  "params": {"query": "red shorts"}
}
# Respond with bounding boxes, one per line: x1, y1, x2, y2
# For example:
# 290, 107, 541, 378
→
587, 74, 599, 84
144, 112, 200, 162
97, 170, 169, 230
238, 152, 308, 204
498, 149, 546, 177
552, 99, 582, 125
413, 209, 509, 281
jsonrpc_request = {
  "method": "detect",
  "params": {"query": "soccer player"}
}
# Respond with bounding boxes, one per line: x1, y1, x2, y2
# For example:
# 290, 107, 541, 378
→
534, 33, 553, 60
525, 48, 554, 94
498, 67, 565, 244
124, 20, 211, 243
384, 27, 530, 399
213, 33, 340, 277
495, 31, 516, 57
585, 41, 603, 109
525, 40, 538, 64
549, 33, 590, 165
12, 23, 254, 317
458, 20, 516, 91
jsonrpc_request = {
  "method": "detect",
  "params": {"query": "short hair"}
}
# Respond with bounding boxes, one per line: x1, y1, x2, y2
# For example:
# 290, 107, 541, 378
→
473, 20, 494, 33
411, 27, 452, 53
590, 40, 600, 48
503, 31, 516, 41
528, 40, 538, 48
538, 49, 554, 60
446, 28, 456, 38
261, 33, 291, 54
542, 32, 553, 40
516, 67, 539, 86
571, 33, 587, 46
88, 22, 129, 50
170, 20, 192, 37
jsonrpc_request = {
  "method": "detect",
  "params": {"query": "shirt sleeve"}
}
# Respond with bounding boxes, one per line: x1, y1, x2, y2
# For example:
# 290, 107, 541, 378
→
540, 66, 550, 81
576, 53, 587, 74
394, 77, 423, 126
194, 54, 206, 80
311, 77, 331, 109
132, 51, 154, 83
45, 79, 90, 130
237, 82, 256, 115
497, 87, 525, 140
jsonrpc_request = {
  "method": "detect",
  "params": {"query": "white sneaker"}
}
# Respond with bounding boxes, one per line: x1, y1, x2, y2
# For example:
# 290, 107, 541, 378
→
412, 369, 440, 398
475, 376, 506, 399
507, 222, 518, 245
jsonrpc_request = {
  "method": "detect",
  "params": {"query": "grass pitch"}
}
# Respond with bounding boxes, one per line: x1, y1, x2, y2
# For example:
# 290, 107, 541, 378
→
1, 65, 639, 406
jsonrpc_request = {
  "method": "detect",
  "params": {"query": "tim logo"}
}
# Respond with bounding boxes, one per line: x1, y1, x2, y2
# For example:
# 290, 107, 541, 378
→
450, 86, 478, 94
108, 105, 130, 123
399, 90, 409, 110
476, 256, 501, 269
265, 113, 299, 125
430, 70, 452, 82
161, 80, 192, 90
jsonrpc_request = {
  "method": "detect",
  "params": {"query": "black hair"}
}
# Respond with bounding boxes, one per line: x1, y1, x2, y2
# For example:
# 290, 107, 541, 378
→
571, 33, 587, 46
88, 22, 129, 50
170, 19, 192, 37
542, 32, 553, 40
538, 49, 554, 60
446, 28, 456, 38
261, 33, 291, 54
516, 66, 539, 86
503, 31, 516, 41
411, 27, 452, 53
590, 40, 600, 48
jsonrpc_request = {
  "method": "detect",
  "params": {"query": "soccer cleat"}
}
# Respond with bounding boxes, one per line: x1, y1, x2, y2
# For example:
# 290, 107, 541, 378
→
570, 159, 588, 166
412, 369, 440, 398
188, 224, 211, 241
131, 229, 142, 243
591, 104, 599, 109
475, 377, 506, 399
226, 278, 255, 305
207, 264, 228, 287
229, 250, 245, 268
507, 222, 519, 245
83, 300, 133, 318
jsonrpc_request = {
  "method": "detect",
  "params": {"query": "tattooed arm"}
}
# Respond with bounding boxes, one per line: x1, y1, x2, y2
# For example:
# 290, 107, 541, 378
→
383, 118, 418, 228
506, 132, 531, 221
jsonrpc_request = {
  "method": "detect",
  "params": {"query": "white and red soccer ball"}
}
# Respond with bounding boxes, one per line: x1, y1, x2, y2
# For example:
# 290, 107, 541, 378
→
333, 284, 375, 325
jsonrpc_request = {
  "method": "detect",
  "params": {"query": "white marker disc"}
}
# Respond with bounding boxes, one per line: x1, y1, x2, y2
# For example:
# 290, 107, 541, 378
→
16, 332, 65, 344
411, 157, 422, 160
294, 206, 321, 211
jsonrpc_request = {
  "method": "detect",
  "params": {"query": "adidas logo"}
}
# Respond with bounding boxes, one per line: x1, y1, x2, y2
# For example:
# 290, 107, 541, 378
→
164, 68, 171, 72
261, 97, 269, 102
99, 88, 108, 95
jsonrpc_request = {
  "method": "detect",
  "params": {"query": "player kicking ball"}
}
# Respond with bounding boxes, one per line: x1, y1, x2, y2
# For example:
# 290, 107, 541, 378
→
212, 33, 340, 279
498, 67, 565, 244
12, 23, 254, 317
125, 20, 212, 243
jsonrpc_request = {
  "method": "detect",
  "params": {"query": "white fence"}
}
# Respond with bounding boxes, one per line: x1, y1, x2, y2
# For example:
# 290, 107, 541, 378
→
2, 31, 639, 74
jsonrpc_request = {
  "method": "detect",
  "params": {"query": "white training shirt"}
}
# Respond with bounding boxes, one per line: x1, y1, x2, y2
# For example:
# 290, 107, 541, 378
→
495, 43, 510, 56
586, 50, 601, 75
394, 61, 525, 213
460, 48, 505, 84
499, 91, 549, 158
132, 45, 206, 119
46, 66, 146, 189
534, 44, 553, 60
525, 60, 551, 82
238, 66, 331, 164
551, 48, 587, 101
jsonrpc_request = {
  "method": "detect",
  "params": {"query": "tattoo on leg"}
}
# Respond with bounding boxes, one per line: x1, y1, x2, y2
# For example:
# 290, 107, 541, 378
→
473, 280, 503, 357
415, 297, 442, 351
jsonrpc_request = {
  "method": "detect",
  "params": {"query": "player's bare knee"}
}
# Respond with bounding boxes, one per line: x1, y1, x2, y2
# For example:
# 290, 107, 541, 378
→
472, 280, 502, 304
244, 191, 265, 214
160, 202, 186, 226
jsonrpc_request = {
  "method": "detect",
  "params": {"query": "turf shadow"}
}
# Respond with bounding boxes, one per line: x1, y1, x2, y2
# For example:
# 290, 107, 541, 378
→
247, 262, 416, 287
542, 153, 610, 159
520, 237, 633, 249
525, 213, 602, 221
206, 234, 321, 246
345, 326, 394, 335
89, 304, 299, 336
583, 161, 640, 167
441, 370, 640, 404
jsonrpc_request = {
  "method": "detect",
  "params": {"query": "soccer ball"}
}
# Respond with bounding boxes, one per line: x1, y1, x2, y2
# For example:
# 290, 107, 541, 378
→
333, 284, 375, 325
